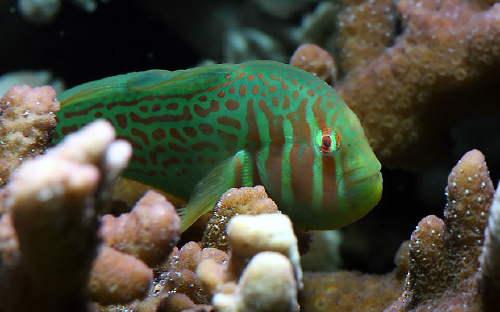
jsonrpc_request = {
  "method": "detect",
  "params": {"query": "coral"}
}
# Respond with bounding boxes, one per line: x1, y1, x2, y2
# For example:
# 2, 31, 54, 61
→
300, 271, 405, 312
158, 293, 214, 312
479, 178, 500, 312
385, 149, 495, 311
157, 241, 227, 305
333, 1, 500, 168
0, 85, 59, 187
0, 120, 129, 311
289, 43, 336, 86
214, 252, 298, 312
0, 120, 182, 310
202, 185, 279, 252
90, 189, 181, 305
298, 239, 408, 312
335, 0, 397, 75
101, 190, 181, 268
300, 230, 343, 272
98, 201, 293, 312
224, 214, 302, 287
87, 246, 153, 305
197, 214, 302, 312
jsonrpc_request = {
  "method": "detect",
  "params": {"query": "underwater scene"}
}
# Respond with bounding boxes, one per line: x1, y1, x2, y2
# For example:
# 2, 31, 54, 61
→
1, 0, 500, 311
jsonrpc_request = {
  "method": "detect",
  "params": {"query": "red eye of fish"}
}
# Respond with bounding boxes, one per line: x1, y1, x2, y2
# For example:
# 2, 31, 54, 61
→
315, 128, 341, 155
321, 136, 332, 153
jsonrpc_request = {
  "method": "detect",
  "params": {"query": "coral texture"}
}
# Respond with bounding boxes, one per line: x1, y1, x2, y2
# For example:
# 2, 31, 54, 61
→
480, 178, 500, 312
197, 214, 302, 312
101, 190, 181, 267
202, 185, 279, 252
104, 214, 302, 311
0, 120, 128, 311
158, 241, 227, 306
216, 251, 298, 312
0, 120, 182, 310
0, 85, 59, 187
386, 149, 495, 311
89, 189, 181, 305
333, 1, 500, 168
335, 0, 397, 76
87, 246, 153, 305
300, 271, 404, 312
289, 43, 336, 86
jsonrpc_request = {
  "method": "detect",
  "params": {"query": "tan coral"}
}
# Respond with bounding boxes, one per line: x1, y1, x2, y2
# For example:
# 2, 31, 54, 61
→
213, 252, 299, 312
90, 189, 181, 305
86, 246, 153, 305
298, 239, 407, 312
336, 0, 397, 75
0, 119, 185, 310
386, 149, 495, 311
300, 270, 404, 312
202, 185, 279, 252
101, 190, 181, 267
480, 178, 500, 312
153, 241, 227, 306
197, 214, 302, 312
289, 43, 336, 86
0, 120, 131, 311
0, 85, 59, 186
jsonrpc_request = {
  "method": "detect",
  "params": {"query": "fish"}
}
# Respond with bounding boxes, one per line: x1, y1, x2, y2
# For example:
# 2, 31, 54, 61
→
53, 60, 382, 232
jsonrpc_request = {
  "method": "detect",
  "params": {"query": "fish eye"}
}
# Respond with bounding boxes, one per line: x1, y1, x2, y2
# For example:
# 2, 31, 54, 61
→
315, 128, 341, 156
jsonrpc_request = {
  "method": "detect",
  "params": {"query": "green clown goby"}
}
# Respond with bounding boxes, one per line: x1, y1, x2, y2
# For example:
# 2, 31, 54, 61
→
53, 61, 382, 232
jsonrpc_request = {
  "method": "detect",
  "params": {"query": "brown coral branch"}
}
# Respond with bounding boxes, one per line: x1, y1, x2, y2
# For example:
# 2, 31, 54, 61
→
0, 85, 59, 186
333, 1, 500, 168
386, 149, 494, 311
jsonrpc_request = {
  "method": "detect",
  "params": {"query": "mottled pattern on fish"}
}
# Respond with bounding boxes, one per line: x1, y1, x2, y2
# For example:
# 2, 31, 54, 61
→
53, 60, 382, 232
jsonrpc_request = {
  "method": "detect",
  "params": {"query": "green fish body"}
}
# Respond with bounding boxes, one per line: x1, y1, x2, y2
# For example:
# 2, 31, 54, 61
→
53, 61, 382, 232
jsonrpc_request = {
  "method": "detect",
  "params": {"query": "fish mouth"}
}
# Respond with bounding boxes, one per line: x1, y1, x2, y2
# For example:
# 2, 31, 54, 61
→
342, 167, 383, 205
343, 163, 382, 189
355, 170, 382, 185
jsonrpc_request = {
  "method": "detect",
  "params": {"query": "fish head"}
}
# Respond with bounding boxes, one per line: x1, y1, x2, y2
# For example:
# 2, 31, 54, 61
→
275, 97, 382, 230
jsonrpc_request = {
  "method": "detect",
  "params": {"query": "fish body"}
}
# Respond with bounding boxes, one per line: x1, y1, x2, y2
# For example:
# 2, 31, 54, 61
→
53, 61, 382, 232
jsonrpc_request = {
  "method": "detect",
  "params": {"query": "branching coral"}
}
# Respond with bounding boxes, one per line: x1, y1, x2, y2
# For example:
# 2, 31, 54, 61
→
202, 185, 279, 252
0, 120, 126, 311
101, 190, 180, 268
198, 214, 301, 312
479, 178, 500, 312
0, 120, 181, 311
290, 43, 336, 86
157, 241, 226, 306
0, 85, 59, 187
335, 0, 397, 76
332, 1, 500, 168
385, 149, 495, 311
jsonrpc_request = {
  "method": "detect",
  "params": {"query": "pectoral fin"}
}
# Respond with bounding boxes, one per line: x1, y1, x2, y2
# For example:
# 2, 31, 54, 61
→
177, 150, 253, 233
